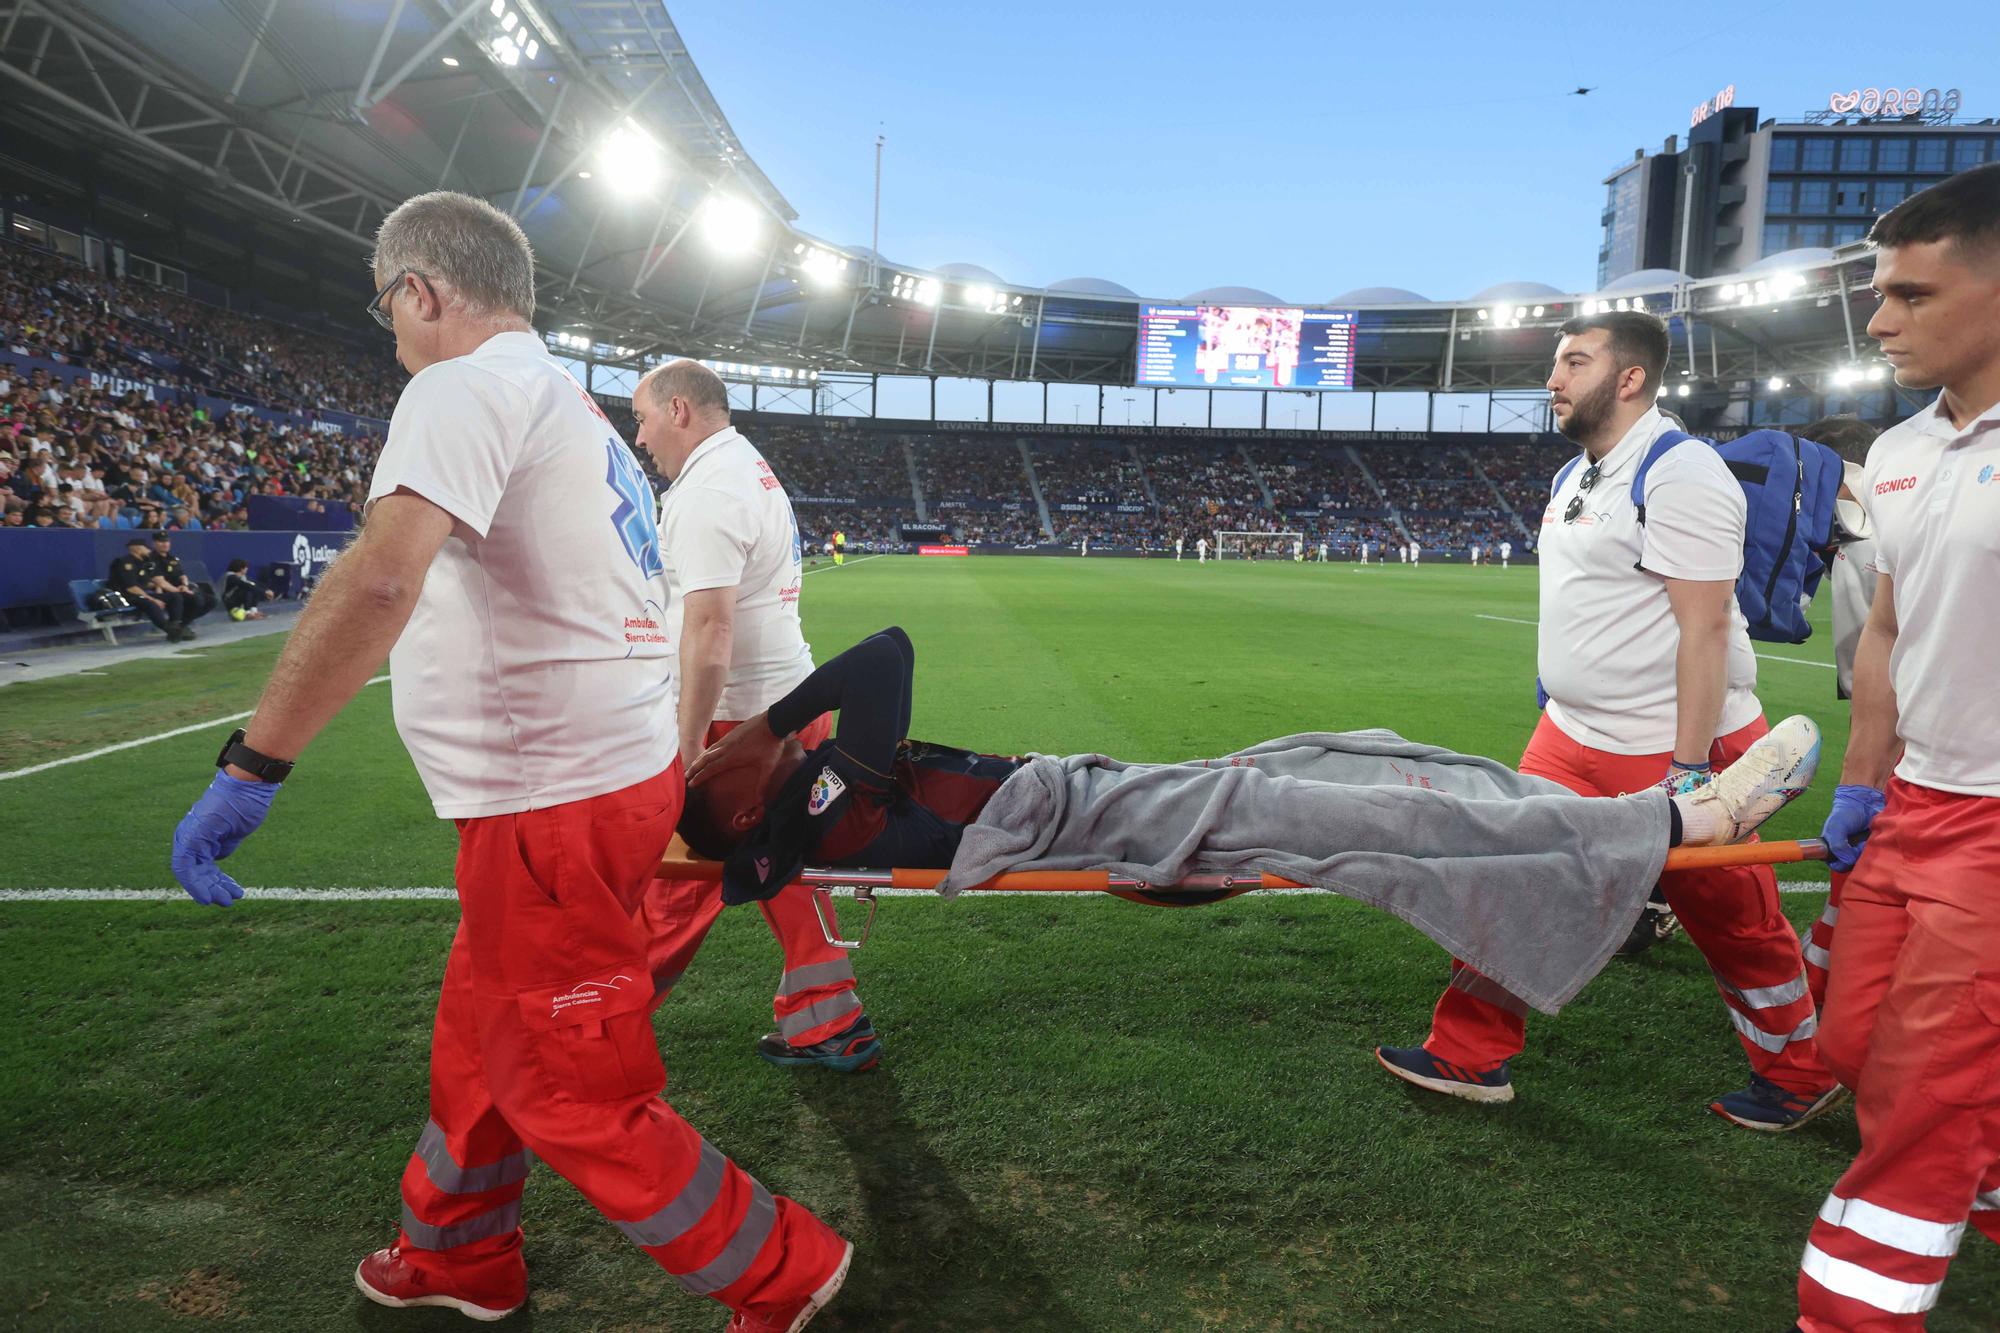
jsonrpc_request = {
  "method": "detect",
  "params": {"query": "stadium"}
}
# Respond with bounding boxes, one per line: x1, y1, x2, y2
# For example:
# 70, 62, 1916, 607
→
2, 3, 1997, 1330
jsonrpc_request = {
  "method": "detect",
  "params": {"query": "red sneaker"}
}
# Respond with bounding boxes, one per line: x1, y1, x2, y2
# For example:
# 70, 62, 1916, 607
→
354, 1246, 525, 1322
723, 1241, 853, 1333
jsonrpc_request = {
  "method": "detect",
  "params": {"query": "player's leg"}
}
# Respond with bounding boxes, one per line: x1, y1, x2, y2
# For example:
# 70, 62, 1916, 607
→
750, 714, 881, 1072
1797, 785, 2000, 1329
1396, 714, 1605, 1090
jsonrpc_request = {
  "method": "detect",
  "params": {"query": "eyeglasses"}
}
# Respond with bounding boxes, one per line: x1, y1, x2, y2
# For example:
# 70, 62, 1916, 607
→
366, 269, 430, 331
1562, 462, 1602, 524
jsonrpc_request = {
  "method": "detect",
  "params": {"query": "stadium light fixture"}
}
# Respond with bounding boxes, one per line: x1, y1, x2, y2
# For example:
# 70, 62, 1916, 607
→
1833, 367, 1860, 386
441, 56, 460, 67
596, 122, 665, 196
891, 273, 941, 307
699, 195, 762, 255
1767, 376, 1785, 392
1867, 365, 1887, 381
1676, 383, 1693, 398
490, 0, 504, 13
1475, 308, 1488, 320
1531, 304, 1545, 318
793, 242, 850, 289
501, 9, 517, 29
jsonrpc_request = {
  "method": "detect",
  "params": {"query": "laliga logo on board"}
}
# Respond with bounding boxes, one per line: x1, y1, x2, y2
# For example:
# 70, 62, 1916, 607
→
291, 534, 344, 577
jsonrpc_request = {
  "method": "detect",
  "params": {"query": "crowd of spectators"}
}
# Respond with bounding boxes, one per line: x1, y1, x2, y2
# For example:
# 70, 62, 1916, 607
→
910, 435, 1034, 506
796, 505, 914, 552
2, 367, 379, 531
1030, 440, 1148, 505
1473, 441, 1578, 524
3, 241, 401, 418
1243, 444, 1382, 513
954, 513, 1044, 545
757, 421, 912, 502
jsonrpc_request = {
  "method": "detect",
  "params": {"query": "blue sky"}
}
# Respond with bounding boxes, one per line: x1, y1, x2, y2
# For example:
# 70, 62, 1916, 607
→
668, 1, 1991, 303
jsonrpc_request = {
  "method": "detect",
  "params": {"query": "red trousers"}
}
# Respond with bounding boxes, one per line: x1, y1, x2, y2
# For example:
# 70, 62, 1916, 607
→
1425, 713, 1836, 1095
395, 764, 848, 1319
641, 715, 866, 1048
1798, 779, 2000, 1331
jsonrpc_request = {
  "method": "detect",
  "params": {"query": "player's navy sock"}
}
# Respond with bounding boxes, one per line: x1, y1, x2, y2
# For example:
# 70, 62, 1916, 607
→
1667, 801, 1684, 846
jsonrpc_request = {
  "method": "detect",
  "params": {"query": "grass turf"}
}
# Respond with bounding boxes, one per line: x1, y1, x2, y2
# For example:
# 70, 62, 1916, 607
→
3, 555, 1993, 1330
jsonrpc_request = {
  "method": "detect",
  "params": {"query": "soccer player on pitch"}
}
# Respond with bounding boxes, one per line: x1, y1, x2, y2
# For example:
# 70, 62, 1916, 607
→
1792, 163, 2000, 1333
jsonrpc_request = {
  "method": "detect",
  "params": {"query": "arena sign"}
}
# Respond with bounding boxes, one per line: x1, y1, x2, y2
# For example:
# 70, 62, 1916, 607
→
1690, 85, 1736, 127
1811, 86, 1961, 119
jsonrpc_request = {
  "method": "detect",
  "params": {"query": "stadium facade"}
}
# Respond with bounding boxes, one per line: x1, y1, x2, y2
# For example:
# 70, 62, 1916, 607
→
1599, 86, 1997, 283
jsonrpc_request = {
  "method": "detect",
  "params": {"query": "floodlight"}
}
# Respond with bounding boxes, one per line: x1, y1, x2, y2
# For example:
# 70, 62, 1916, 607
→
1486, 306, 1502, 324
596, 121, 664, 196
1676, 383, 1692, 397
501, 9, 516, 30
964, 284, 995, 309
441, 56, 460, 67
1720, 283, 1738, 300
796, 244, 848, 289
1531, 304, 1544, 317
488, 35, 519, 65
1867, 365, 1886, 381
699, 195, 762, 255
490, 0, 504, 14
525, 39, 538, 59
1767, 376, 1785, 391
1514, 306, 1527, 319
1833, 367, 1860, 386
1476, 308, 1488, 320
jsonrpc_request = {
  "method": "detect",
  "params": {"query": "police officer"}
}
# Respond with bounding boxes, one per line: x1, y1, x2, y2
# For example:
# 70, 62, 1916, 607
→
146, 530, 215, 629
108, 537, 185, 639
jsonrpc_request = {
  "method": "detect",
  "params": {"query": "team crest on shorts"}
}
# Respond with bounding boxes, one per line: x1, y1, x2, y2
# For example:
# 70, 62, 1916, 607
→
807, 766, 846, 815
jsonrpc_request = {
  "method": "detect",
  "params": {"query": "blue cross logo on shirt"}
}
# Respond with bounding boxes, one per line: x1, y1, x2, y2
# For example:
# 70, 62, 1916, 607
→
604, 439, 663, 577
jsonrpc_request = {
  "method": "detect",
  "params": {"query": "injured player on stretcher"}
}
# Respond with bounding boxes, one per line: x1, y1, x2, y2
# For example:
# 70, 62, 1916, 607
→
680, 628, 1821, 1016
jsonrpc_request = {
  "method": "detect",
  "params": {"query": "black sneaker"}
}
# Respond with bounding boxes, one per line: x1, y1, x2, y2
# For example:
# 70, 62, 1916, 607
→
165, 624, 185, 642
756, 1012, 881, 1072
1616, 890, 1681, 956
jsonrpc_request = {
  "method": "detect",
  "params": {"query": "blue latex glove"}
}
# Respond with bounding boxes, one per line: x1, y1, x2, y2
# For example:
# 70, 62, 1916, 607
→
1821, 784, 1887, 872
171, 771, 280, 906
1659, 760, 1713, 797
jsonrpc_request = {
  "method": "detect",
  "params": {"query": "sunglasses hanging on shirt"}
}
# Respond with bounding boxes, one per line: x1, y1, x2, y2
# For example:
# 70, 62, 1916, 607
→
1562, 462, 1602, 524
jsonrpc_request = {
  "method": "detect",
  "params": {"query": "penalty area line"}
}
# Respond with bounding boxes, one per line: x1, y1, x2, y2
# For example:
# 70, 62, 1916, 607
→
2, 879, 1832, 903
0, 675, 391, 782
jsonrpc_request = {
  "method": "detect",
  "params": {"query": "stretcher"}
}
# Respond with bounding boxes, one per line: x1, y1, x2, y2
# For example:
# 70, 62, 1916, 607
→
659, 838, 1831, 952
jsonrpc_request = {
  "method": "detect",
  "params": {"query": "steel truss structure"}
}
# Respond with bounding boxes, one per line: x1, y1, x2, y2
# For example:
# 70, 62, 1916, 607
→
0, 0, 1901, 421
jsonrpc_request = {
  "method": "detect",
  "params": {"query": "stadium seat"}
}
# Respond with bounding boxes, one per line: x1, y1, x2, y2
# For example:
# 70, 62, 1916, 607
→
67, 579, 146, 645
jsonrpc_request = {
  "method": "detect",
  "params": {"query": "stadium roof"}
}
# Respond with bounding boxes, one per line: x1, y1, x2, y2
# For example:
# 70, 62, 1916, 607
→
0, 1, 1889, 396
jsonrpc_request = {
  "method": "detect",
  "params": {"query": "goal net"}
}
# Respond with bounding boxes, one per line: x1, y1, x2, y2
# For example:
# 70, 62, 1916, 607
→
1215, 531, 1305, 560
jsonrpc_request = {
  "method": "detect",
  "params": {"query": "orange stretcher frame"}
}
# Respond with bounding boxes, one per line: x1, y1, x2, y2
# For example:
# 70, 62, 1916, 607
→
658, 838, 1830, 951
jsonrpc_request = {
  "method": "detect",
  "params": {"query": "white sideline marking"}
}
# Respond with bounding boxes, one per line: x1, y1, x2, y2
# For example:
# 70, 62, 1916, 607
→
1472, 614, 1835, 670
1, 879, 1832, 903
0, 675, 391, 782
802, 553, 883, 576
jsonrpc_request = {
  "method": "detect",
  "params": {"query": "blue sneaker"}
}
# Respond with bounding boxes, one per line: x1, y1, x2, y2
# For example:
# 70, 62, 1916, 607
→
1709, 1075, 1846, 1132
1375, 1045, 1515, 1104
757, 1012, 882, 1073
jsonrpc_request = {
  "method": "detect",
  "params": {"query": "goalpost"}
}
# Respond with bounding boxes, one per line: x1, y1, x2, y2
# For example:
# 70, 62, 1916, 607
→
1214, 531, 1304, 561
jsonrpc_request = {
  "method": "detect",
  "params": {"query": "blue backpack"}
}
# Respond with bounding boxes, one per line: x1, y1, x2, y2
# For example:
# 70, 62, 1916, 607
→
1550, 428, 1844, 644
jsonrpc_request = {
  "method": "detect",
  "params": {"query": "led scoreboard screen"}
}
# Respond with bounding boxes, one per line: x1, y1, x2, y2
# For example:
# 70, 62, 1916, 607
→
1136, 305, 1357, 390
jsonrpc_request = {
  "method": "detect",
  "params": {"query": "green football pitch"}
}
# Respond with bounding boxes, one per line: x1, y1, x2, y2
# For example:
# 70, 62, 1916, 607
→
3, 555, 1993, 1331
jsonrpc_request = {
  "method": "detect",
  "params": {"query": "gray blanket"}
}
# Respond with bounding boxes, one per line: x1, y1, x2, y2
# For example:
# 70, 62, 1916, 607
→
943, 730, 1671, 1014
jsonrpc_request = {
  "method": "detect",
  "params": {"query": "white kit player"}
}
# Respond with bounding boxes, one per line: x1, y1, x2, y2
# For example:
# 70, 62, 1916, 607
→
1359, 539, 1370, 565
1197, 536, 1209, 564
1317, 540, 1328, 563
1175, 536, 1184, 562
1471, 543, 1482, 567
1411, 540, 1423, 567
1500, 539, 1512, 570
1293, 537, 1304, 563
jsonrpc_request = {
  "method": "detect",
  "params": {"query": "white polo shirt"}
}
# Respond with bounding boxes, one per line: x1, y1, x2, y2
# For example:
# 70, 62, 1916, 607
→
1536, 409, 1762, 755
1860, 396, 2000, 796
1828, 461, 1878, 701
658, 426, 813, 720
366, 331, 675, 819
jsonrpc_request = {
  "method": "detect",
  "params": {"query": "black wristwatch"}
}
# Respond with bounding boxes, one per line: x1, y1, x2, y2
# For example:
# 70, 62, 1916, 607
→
217, 727, 295, 784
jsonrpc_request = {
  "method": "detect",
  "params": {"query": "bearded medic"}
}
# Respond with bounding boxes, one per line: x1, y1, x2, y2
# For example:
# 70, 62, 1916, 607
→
1794, 163, 2000, 1333
167, 193, 849, 1331
633, 359, 882, 1073
1377, 309, 1843, 1130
